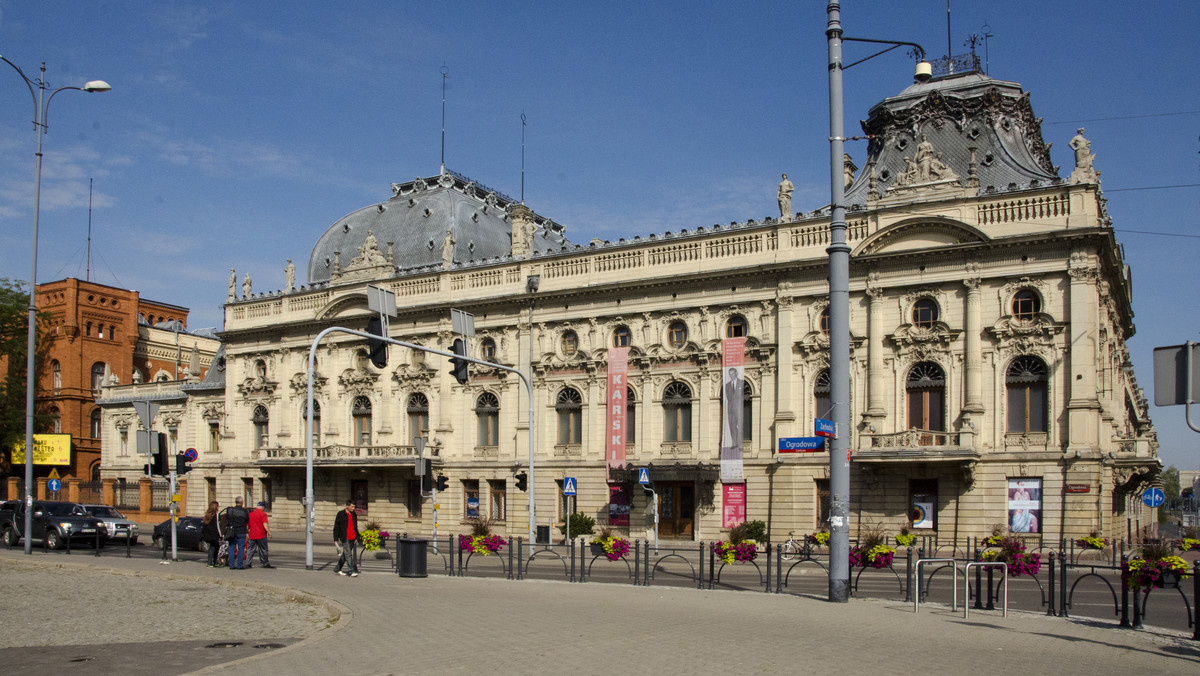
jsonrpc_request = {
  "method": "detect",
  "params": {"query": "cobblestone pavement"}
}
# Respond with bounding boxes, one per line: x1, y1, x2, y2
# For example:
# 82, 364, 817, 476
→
3, 542, 1200, 675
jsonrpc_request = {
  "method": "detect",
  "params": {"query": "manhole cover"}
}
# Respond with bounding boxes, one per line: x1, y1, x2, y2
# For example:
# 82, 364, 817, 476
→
254, 643, 287, 650
206, 642, 244, 649
68, 657, 94, 663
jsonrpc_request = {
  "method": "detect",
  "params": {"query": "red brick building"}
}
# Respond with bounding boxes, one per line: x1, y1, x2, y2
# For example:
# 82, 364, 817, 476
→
35, 278, 206, 481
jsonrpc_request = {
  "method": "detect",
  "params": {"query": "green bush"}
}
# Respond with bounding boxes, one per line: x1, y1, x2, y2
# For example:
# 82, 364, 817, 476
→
558, 513, 596, 537
729, 520, 767, 543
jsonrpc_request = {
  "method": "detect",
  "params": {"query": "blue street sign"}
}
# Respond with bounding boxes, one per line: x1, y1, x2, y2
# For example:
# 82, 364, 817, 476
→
184, 447, 198, 462
563, 477, 577, 496
1143, 487, 1166, 508
815, 418, 836, 438
778, 437, 826, 453
47, 478, 61, 492
638, 468, 650, 485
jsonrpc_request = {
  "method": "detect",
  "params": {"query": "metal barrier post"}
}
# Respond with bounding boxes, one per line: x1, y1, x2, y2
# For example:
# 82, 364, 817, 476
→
644, 541, 651, 587
964, 562, 1007, 619
707, 542, 715, 590
1193, 561, 1200, 640
507, 537, 514, 580
1047, 552, 1056, 616
573, 538, 579, 583
126, 532, 132, 558
1119, 554, 1130, 628
913, 558, 959, 614
986, 565, 995, 610
633, 540, 640, 586
516, 537, 524, 580
1132, 585, 1144, 630
904, 547, 913, 602
95, 529, 101, 557
764, 541, 771, 593
973, 545, 983, 609
1059, 550, 1069, 618
696, 543, 704, 590
64, 528, 71, 555
775, 544, 783, 594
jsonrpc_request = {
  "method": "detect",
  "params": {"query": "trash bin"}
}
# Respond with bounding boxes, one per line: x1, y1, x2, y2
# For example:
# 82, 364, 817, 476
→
398, 538, 428, 578
536, 525, 551, 545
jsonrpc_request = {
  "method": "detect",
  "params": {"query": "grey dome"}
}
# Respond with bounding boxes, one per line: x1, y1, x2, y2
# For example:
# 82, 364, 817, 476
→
307, 170, 571, 285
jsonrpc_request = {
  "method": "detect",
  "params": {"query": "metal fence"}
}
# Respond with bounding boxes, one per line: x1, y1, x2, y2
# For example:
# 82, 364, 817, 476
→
150, 482, 171, 511
77, 480, 104, 505
115, 482, 140, 511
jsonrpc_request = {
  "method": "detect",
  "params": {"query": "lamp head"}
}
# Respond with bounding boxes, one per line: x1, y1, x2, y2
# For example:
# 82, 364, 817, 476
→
83, 80, 111, 93
913, 61, 932, 83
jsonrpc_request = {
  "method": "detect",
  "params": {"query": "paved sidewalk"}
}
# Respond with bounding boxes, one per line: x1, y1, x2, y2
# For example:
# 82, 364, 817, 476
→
2, 547, 1199, 675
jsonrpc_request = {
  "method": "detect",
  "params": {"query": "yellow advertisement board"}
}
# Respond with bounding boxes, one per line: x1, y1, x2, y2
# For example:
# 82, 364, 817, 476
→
11, 434, 72, 465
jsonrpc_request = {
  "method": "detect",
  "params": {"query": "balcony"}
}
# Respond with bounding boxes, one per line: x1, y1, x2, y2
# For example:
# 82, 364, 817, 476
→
253, 444, 421, 467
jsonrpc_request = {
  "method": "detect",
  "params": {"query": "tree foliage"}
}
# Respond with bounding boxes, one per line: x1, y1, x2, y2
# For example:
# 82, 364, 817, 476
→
1160, 465, 1181, 523
0, 278, 31, 474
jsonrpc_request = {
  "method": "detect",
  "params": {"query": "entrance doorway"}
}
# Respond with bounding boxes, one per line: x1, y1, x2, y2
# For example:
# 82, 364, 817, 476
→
657, 481, 695, 539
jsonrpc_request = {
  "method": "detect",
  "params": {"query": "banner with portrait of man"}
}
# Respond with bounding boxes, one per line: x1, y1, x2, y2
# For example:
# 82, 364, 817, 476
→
720, 338, 746, 484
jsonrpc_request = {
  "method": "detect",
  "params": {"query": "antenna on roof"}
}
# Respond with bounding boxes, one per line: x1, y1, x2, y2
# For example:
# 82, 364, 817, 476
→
980, 21, 994, 75
521, 112, 527, 204
440, 64, 449, 174
86, 178, 93, 282
945, 0, 952, 60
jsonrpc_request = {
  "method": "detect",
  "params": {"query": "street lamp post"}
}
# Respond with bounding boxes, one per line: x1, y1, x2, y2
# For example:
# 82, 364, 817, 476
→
824, 3, 927, 602
1, 57, 110, 555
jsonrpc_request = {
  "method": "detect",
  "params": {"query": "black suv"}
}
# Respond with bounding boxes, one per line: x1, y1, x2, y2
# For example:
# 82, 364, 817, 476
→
0, 500, 108, 549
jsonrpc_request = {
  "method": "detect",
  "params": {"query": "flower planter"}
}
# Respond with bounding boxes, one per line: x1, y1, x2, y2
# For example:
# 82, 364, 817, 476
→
589, 543, 606, 557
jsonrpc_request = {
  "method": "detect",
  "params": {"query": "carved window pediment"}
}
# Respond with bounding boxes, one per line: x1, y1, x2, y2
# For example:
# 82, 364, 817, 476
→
289, 372, 327, 395
238, 376, 277, 398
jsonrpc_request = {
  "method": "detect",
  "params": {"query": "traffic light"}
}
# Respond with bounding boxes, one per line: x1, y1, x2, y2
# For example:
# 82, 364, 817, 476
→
175, 454, 192, 475
435, 474, 449, 492
448, 338, 469, 384
515, 471, 528, 492
152, 433, 169, 476
421, 472, 432, 493
365, 316, 388, 368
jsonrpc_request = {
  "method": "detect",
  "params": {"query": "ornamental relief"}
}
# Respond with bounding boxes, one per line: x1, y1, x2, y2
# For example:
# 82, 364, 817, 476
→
289, 372, 328, 397
113, 413, 135, 430
900, 286, 950, 315
338, 368, 378, 398
237, 375, 277, 399
201, 403, 225, 421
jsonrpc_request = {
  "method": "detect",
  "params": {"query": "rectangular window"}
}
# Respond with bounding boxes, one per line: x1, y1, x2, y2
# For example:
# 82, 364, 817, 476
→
208, 421, 220, 453
119, 430, 128, 457
354, 414, 371, 446
464, 480, 480, 518
489, 480, 506, 521
260, 479, 272, 509
910, 479, 937, 530
168, 426, 178, 456
242, 478, 254, 506
815, 479, 830, 528
1007, 478, 1042, 534
406, 479, 423, 518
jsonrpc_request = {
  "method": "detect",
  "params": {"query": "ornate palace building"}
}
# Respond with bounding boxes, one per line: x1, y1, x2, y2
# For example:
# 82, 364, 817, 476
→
99, 65, 1159, 546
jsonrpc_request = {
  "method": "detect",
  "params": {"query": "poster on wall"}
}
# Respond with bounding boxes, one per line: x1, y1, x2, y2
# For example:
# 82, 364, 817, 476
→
1007, 478, 1042, 533
722, 483, 747, 528
720, 338, 746, 484
608, 484, 630, 526
911, 500, 935, 529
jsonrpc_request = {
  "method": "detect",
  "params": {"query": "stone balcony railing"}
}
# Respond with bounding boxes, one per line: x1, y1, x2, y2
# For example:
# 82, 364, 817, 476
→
864, 428, 963, 450
253, 444, 421, 465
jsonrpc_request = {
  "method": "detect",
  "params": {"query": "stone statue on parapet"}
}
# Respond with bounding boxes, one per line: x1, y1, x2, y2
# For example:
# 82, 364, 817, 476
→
442, 229, 456, 268
243, 273, 252, 298
893, 134, 959, 188
228, 269, 236, 300
1069, 127, 1099, 183
284, 259, 295, 292
777, 173, 794, 221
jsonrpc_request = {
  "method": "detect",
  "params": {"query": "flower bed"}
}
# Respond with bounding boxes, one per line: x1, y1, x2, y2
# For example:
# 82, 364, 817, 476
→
459, 534, 506, 556
1180, 538, 1200, 552
360, 528, 390, 552
1074, 535, 1109, 550
715, 540, 758, 565
1124, 555, 1189, 590
980, 535, 1041, 576
590, 535, 631, 561
850, 544, 894, 568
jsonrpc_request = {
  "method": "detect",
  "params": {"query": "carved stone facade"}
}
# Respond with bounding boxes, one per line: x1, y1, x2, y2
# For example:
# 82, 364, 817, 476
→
95, 71, 1158, 544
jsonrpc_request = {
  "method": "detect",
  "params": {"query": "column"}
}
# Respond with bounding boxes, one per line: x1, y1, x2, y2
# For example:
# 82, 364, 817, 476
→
1066, 259, 1101, 450
774, 293, 796, 440
865, 285, 887, 419
962, 276, 984, 415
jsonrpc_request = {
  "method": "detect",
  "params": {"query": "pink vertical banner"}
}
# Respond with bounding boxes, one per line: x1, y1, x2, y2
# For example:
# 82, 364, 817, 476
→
722, 483, 747, 528
720, 337, 746, 484
606, 347, 629, 474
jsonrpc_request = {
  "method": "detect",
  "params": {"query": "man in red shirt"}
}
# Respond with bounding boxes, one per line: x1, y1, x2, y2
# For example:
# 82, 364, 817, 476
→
333, 499, 360, 577
247, 501, 274, 568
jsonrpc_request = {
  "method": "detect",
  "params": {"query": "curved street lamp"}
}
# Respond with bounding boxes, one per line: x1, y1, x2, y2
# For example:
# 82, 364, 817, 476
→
0, 56, 110, 555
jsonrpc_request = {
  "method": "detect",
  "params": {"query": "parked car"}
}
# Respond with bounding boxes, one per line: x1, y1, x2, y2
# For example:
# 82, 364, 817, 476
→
81, 504, 139, 545
0, 500, 108, 549
152, 516, 208, 551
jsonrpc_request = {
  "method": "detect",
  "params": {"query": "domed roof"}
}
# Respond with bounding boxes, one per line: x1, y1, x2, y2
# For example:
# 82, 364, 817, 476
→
307, 170, 571, 285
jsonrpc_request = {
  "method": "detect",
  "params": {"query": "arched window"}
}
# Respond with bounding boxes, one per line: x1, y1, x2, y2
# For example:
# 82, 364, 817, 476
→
252, 405, 269, 450
90, 408, 102, 439
480, 338, 497, 362
476, 392, 500, 446
912, 299, 939, 328
668, 321, 688, 349
726, 316, 747, 338
407, 393, 429, 446
663, 381, 692, 442
819, 307, 831, 336
91, 362, 106, 391
254, 360, 267, 379
352, 396, 372, 446
556, 388, 582, 445
626, 387, 637, 444
51, 360, 61, 391
814, 369, 831, 420
1012, 290, 1041, 321
612, 326, 631, 347
906, 362, 945, 440
97, 323, 105, 339
1007, 356, 1048, 433
50, 407, 61, 434
561, 331, 578, 356
303, 400, 321, 447
90, 462, 102, 483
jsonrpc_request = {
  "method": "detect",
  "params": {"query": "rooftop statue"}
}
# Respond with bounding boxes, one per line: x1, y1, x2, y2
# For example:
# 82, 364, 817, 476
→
285, 259, 295, 292
1069, 127, 1099, 184
442, 230, 456, 268
242, 273, 252, 298
228, 269, 236, 300
777, 173, 794, 221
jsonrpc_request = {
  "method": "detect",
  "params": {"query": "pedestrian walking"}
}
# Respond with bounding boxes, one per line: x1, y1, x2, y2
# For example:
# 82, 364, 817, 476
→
226, 497, 251, 570
201, 501, 222, 567
248, 501, 274, 568
333, 499, 360, 577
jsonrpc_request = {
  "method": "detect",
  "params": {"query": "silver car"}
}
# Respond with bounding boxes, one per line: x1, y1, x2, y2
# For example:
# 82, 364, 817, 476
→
82, 504, 139, 545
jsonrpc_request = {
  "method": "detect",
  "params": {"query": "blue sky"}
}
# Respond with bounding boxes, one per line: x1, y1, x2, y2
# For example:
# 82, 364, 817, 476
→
1, 1, 1197, 468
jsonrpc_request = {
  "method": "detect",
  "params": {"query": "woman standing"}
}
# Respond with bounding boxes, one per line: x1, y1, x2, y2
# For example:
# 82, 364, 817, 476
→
201, 501, 222, 567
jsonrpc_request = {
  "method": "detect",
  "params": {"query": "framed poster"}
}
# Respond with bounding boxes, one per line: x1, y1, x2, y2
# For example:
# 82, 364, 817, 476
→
722, 483, 746, 528
1007, 478, 1042, 533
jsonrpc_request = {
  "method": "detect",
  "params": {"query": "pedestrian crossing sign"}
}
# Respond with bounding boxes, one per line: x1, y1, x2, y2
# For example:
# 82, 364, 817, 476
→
638, 468, 650, 485
563, 477, 577, 496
